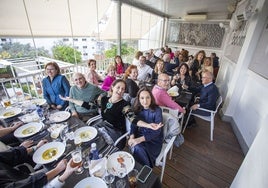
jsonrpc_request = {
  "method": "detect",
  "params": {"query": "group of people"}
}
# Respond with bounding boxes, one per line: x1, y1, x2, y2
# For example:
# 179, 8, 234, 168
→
0, 46, 220, 187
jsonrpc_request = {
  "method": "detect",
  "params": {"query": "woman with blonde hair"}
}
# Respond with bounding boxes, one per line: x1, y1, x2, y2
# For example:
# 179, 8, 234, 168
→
101, 64, 116, 91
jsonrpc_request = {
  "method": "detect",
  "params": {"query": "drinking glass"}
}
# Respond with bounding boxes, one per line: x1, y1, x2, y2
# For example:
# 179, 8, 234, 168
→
71, 148, 84, 174
74, 135, 82, 149
60, 126, 72, 150
2, 97, 11, 107
50, 128, 60, 141
116, 166, 127, 188
103, 169, 115, 188
128, 169, 138, 188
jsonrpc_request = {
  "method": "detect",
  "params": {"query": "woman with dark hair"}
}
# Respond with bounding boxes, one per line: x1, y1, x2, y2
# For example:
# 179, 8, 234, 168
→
60, 79, 162, 150
114, 55, 128, 76
85, 59, 103, 85
171, 63, 192, 90
190, 50, 206, 83
128, 88, 163, 167
42, 62, 70, 110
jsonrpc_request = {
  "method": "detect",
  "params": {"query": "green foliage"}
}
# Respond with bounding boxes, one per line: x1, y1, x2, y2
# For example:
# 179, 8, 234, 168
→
52, 43, 82, 64
104, 43, 135, 58
0, 42, 50, 58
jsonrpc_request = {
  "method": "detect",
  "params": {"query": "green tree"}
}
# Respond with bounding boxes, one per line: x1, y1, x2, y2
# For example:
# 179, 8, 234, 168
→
52, 43, 82, 64
104, 43, 135, 58
0, 42, 50, 58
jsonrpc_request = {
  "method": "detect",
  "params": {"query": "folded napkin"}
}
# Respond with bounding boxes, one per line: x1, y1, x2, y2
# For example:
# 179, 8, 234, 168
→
89, 158, 107, 177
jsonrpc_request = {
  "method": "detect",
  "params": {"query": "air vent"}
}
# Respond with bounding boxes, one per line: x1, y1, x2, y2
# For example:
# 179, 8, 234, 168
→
184, 13, 207, 21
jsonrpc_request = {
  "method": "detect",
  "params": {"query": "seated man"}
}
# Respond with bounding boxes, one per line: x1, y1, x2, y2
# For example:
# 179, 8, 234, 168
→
137, 55, 153, 82
69, 73, 106, 122
0, 139, 77, 188
152, 73, 186, 114
189, 70, 219, 116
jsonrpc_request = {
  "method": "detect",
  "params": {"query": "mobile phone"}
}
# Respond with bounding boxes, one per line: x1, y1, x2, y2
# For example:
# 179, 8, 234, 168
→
137, 165, 152, 183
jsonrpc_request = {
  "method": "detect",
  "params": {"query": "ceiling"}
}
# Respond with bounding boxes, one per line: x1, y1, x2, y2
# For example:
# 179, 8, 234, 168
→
121, 0, 238, 20
0, 0, 237, 38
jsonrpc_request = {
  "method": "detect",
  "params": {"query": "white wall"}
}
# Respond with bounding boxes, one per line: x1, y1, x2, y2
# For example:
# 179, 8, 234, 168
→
215, 0, 268, 187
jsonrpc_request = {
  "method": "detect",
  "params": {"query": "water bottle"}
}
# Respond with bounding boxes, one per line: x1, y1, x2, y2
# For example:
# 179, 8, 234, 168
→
90, 143, 99, 160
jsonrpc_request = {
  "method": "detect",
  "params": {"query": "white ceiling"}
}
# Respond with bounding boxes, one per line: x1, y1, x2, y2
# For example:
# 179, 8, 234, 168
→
122, 0, 238, 20
0, 0, 237, 38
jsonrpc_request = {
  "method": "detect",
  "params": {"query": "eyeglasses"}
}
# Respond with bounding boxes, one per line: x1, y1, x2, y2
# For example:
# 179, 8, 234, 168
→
159, 79, 170, 83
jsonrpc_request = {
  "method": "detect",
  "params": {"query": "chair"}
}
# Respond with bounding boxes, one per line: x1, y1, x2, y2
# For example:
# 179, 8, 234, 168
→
183, 96, 222, 141
86, 115, 131, 147
160, 106, 184, 125
155, 112, 181, 182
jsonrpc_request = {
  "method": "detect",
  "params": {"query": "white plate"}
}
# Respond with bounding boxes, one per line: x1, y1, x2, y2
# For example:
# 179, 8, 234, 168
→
74, 177, 107, 188
74, 126, 98, 142
0, 107, 22, 119
168, 91, 179, 97
33, 142, 65, 164
14, 122, 43, 138
107, 151, 135, 176
49, 111, 71, 123
31, 98, 46, 106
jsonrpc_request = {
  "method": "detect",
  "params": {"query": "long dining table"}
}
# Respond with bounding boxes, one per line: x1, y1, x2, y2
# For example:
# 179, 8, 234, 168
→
1, 102, 162, 188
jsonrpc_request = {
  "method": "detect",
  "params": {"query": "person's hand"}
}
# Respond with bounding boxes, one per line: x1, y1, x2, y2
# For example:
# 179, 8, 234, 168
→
182, 108, 186, 114
37, 139, 48, 148
11, 121, 23, 130
58, 159, 79, 182
148, 122, 163, 130
20, 140, 34, 148
56, 105, 63, 110
51, 104, 57, 110
59, 95, 70, 101
55, 159, 67, 173
71, 112, 79, 118
191, 104, 199, 110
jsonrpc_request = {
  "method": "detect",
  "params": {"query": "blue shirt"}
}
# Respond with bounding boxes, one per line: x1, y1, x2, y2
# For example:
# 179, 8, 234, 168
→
42, 74, 70, 109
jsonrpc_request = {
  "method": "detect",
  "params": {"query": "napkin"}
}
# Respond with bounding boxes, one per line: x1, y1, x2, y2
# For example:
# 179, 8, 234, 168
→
89, 158, 107, 177
168, 85, 179, 93
19, 111, 40, 123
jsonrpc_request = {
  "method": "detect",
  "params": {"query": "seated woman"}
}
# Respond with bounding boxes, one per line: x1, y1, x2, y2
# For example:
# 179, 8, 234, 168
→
123, 65, 139, 105
128, 88, 163, 167
151, 59, 165, 84
171, 63, 192, 90
68, 73, 106, 122
42, 62, 70, 110
85, 59, 103, 85
114, 55, 128, 77
61, 79, 162, 150
101, 65, 116, 91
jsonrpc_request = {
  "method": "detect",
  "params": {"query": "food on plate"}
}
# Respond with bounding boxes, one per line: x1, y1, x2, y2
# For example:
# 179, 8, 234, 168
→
42, 148, 58, 160
168, 91, 178, 97
22, 127, 36, 135
117, 154, 126, 168
80, 131, 91, 139
3, 111, 15, 117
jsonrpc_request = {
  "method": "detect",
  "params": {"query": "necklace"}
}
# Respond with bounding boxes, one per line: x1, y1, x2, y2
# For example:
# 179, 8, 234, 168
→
105, 97, 122, 112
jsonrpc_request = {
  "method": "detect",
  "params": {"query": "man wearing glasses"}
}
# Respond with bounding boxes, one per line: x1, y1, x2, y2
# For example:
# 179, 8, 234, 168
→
152, 73, 186, 114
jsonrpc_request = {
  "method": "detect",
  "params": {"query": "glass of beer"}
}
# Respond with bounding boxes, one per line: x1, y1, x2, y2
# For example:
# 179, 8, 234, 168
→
71, 149, 84, 174
2, 97, 11, 107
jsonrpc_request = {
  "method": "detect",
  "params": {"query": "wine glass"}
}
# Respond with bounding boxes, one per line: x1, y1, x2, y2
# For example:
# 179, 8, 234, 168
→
82, 150, 90, 169
116, 166, 127, 188
74, 135, 82, 149
103, 169, 115, 188
71, 148, 84, 174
